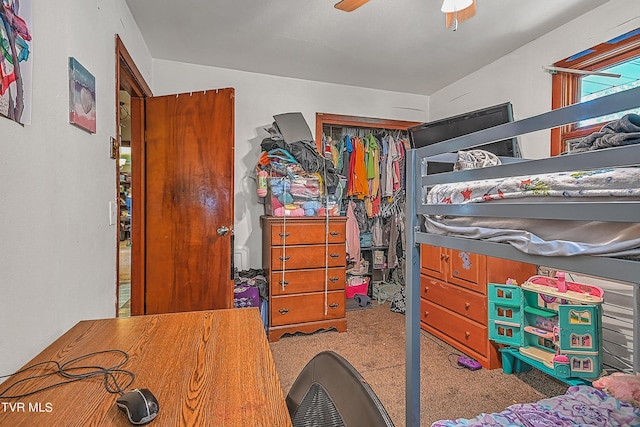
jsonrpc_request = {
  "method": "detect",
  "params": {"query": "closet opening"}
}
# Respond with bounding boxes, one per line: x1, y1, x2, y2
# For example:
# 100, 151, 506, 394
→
315, 113, 419, 307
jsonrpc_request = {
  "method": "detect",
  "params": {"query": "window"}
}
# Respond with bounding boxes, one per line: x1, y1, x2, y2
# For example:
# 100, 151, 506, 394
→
551, 28, 640, 156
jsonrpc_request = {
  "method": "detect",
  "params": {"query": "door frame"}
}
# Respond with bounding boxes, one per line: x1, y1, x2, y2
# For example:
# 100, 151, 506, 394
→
116, 35, 152, 316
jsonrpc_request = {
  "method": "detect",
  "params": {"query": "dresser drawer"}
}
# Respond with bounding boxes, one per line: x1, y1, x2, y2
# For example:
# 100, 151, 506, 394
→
267, 221, 345, 245
270, 244, 346, 270
270, 291, 346, 326
420, 299, 487, 356
420, 275, 487, 325
270, 268, 345, 296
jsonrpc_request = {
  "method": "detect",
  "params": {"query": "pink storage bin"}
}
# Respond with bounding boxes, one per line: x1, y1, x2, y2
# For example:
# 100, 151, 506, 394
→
346, 277, 369, 299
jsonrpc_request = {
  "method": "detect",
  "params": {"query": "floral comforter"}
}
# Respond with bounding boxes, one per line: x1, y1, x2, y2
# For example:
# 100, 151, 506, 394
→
426, 167, 640, 205
431, 385, 640, 427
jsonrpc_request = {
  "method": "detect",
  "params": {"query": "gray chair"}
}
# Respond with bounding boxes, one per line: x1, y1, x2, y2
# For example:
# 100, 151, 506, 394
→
286, 351, 395, 427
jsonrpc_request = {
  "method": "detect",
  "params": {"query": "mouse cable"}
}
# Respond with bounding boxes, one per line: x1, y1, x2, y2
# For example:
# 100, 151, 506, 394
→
0, 349, 135, 399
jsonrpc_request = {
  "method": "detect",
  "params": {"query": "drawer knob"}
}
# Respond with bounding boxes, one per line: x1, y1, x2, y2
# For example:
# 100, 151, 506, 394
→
278, 280, 289, 286
423, 311, 429, 317
278, 232, 290, 238
423, 286, 429, 293
278, 308, 289, 315
329, 303, 339, 309
329, 231, 340, 237
329, 276, 339, 282
279, 255, 290, 262
465, 302, 471, 310
465, 331, 471, 338
329, 253, 339, 258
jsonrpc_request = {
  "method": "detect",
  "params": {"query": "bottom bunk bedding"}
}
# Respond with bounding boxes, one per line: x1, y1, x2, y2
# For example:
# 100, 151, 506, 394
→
431, 385, 640, 427
424, 166, 640, 258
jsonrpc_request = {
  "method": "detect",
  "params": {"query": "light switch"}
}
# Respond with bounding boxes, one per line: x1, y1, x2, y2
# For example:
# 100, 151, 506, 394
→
109, 201, 117, 226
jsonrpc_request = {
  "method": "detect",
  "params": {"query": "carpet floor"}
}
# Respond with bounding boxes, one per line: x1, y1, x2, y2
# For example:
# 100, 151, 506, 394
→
269, 302, 568, 426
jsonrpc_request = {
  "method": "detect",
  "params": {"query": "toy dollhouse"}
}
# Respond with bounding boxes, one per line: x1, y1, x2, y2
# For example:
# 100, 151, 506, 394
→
488, 272, 604, 384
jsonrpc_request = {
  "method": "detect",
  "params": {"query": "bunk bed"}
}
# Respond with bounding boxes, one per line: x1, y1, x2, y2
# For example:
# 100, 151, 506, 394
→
404, 86, 640, 426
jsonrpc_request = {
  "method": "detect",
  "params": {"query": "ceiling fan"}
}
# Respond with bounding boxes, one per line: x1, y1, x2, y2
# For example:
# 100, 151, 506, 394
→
334, 0, 369, 12
334, 0, 477, 31
442, 0, 476, 30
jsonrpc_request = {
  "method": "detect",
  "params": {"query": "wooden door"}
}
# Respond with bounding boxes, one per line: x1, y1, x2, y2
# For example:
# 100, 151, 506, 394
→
144, 89, 235, 314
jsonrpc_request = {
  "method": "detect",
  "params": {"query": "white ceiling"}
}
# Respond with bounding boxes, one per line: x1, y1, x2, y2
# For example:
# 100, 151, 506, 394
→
125, 0, 610, 96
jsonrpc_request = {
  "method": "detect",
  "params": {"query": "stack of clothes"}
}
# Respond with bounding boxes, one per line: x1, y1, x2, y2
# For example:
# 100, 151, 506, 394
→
234, 269, 269, 331
255, 113, 341, 217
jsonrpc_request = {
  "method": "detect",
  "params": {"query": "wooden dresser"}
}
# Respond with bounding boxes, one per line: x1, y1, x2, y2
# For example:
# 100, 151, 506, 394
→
419, 244, 536, 369
262, 216, 348, 342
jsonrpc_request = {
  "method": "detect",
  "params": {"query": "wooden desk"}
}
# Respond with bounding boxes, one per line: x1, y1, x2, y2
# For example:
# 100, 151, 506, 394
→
0, 309, 292, 426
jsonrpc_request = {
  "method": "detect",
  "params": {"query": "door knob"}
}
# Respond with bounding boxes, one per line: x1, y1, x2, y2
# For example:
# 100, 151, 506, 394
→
217, 226, 230, 236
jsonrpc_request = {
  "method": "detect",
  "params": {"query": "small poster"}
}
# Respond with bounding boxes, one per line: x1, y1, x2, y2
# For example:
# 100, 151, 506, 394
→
68, 57, 96, 133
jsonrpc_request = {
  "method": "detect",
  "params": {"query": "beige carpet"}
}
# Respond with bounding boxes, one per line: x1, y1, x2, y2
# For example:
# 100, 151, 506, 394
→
269, 302, 568, 426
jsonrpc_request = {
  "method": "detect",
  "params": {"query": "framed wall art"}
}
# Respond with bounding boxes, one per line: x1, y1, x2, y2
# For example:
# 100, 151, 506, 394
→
68, 57, 96, 133
0, 0, 33, 125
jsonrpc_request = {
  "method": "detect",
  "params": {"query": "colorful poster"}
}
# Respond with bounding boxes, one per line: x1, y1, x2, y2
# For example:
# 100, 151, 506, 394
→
68, 57, 96, 133
0, 0, 32, 125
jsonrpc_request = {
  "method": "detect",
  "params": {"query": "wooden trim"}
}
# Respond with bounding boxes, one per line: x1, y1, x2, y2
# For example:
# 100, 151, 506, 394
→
115, 35, 152, 317
315, 113, 420, 152
550, 73, 563, 156
116, 35, 152, 97
555, 31, 640, 70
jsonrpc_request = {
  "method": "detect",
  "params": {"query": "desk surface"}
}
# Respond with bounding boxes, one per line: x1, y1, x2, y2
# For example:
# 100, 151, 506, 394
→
0, 309, 292, 426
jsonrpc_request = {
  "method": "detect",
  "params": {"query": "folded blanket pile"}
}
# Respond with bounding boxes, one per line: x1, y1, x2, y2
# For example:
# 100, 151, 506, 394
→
572, 113, 640, 153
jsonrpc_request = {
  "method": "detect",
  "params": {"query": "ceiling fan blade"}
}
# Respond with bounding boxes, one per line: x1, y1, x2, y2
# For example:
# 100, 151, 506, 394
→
334, 0, 370, 12
445, 0, 476, 28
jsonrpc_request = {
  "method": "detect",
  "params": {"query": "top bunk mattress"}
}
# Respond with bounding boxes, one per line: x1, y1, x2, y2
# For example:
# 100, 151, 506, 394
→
423, 166, 640, 258
426, 166, 640, 205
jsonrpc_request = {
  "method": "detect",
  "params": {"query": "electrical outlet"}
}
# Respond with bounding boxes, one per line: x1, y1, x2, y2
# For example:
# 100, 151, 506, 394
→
109, 201, 117, 226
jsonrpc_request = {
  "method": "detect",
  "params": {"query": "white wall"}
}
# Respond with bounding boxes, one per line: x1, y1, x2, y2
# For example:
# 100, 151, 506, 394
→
0, 1, 152, 375
429, 0, 640, 159
152, 61, 429, 269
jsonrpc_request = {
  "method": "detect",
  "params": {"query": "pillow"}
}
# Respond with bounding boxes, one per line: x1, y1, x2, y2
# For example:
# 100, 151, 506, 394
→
454, 149, 501, 171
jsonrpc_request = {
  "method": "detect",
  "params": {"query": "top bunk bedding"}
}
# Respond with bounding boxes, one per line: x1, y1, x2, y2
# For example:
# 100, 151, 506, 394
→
423, 164, 640, 258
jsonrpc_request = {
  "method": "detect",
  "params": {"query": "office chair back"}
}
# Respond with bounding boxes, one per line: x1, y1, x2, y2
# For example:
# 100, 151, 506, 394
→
286, 351, 395, 427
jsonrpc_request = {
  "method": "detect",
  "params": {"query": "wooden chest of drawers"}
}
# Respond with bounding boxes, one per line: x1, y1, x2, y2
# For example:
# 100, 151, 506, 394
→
419, 244, 536, 369
262, 216, 348, 342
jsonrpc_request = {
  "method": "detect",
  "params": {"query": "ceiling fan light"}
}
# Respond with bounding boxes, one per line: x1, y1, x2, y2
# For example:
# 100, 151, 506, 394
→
441, 0, 473, 13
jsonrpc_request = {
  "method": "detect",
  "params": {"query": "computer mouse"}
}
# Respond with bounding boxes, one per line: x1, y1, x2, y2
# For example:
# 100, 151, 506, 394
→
116, 388, 159, 425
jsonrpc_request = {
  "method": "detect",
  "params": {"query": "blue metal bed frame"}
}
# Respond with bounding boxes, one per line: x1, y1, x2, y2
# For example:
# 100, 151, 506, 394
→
405, 86, 640, 426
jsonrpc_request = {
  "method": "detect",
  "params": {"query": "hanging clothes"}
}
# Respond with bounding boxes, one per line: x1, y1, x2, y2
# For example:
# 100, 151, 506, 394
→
348, 136, 368, 198
372, 217, 383, 247
392, 137, 404, 193
383, 135, 396, 197
387, 213, 399, 269
341, 134, 352, 177
345, 200, 361, 268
